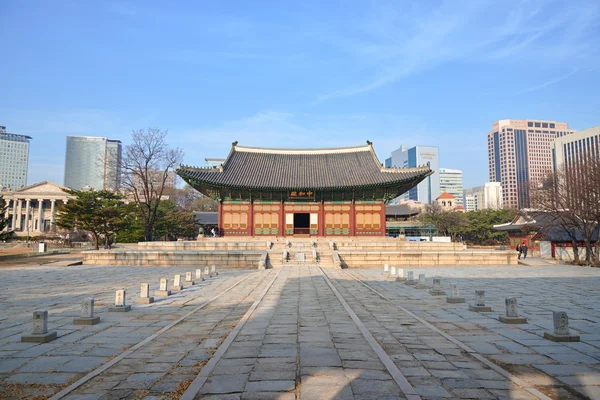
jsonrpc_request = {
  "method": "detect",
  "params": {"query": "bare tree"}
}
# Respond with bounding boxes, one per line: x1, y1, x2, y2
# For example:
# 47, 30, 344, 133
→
531, 160, 599, 265
120, 128, 183, 241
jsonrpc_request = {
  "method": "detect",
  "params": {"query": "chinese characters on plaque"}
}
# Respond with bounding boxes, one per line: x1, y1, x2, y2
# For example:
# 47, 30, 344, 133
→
289, 191, 315, 200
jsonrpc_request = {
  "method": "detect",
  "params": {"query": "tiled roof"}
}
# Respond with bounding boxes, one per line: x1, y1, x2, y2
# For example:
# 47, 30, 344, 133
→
177, 142, 432, 190
437, 192, 455, 199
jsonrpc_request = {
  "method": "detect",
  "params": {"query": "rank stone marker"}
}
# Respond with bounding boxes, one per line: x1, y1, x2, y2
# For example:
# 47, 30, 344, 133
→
196, 269, 205, 281
211, 265, 218, 275
22, 310, 57, 343
135, 283, 154, 304
499, 297, 527, 324
404, 270, 416, 285
204, 266, 211, 277
383, 264, 389, 274
73, 298, 101, 325
396, 267, 406, 281
184, 271, 195, 285
389, 266, 397, 278
429, 278, 446, 296
155, 278, 171, 297
171, 274, 183, 292
544, 311, 580, 342
446, 284, 465, 303
416, 273, 429, 289
469, 290, 492, 312
109, 289, 131, 312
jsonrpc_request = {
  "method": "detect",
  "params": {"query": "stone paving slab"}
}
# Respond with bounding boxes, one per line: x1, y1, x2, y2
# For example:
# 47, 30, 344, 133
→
0, 263, 257, 399
352, 265, 600, 399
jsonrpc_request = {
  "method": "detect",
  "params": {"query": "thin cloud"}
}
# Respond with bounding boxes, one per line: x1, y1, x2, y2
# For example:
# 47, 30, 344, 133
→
518, 68, 578, 94
316, 0, 599, 102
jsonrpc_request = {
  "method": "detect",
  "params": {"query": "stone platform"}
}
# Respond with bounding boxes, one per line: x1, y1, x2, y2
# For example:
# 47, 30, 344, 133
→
82, 238, 517, 267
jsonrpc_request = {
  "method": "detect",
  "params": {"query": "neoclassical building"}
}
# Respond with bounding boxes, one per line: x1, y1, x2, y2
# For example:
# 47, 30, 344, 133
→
1, 181, 73, 236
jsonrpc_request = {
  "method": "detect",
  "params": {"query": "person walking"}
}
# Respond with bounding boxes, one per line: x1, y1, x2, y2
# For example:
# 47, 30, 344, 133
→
516, 244, 521, 260
522, 242, 528, 259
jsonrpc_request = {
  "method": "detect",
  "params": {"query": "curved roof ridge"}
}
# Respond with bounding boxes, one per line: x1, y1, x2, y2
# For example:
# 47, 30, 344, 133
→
234, 143, 371, 155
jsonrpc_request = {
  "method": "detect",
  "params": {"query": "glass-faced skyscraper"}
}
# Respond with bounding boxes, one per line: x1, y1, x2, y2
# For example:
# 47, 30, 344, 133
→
64, 136, 122, 191
385, 145, 440, 204
0, 125, 31, 191
487, 119, 574, 209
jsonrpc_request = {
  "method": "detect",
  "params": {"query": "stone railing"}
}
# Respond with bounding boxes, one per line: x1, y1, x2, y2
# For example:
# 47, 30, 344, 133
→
258, 251, 268, 269
332, 251, 342, 269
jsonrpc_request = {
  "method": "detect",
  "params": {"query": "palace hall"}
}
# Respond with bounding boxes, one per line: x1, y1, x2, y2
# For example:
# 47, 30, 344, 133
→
176, 141, 432, 237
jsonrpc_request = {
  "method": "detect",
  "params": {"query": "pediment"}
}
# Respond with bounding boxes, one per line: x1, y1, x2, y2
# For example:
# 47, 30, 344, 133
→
14, 181, 70, 197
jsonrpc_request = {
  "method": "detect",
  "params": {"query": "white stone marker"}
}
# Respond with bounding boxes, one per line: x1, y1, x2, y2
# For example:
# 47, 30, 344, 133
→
404, 270, 416, 285
109, 289, 131, 312
429, 278, 446, 296
469, 290, 492, 312
383, 264, 389, 274
416, 273, 428, 289
196, 269, 205, 281
446, 284, 465, 303
155, 278, 171, 297
185, 271, 195, 285
499, 297, 527, 324
390, 266, 397, 278
544, 311, 580, 342
74, 298, 101, 324
171, 274, 183, 291
135, 283, 154, 304
211, 265, 218, 275
204, 266, 211, 277
396, 268, 405, 281
22, 310, 57, 343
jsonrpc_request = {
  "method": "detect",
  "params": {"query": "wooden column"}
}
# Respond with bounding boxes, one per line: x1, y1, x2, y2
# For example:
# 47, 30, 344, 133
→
318, 200, 324, 236
218, 201, 223, 236
379, 201, 386, 236
248, 199, 254, 237
280, 200, 285, 237
350, 200, 355, 236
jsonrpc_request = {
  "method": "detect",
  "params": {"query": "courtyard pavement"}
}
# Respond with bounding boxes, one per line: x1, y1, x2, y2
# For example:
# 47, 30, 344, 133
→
0, 263, 599, 399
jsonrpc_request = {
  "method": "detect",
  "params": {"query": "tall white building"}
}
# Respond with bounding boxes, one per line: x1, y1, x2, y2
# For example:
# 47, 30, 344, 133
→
0, 125, 31, 191
552, 125, 600, 170
64, 136, 122, 191
463, 182, 503, 211
439, 168, 463, 205
385, 145, 439, 204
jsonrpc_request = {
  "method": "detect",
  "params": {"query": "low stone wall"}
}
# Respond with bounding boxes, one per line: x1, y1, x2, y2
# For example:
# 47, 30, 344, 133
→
333, 241, 465, 251
82, 250, 264, 268
338, 250, 518, 267
137, 241, 268, 251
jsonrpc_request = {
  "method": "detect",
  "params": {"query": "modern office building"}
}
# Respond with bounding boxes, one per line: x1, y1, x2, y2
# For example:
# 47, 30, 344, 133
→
64, 136, 122, 191
0, 125, 31, 191
385, 145, 439, 204
204, 158, 226, 169
439, 168, 463, 205
552, 125, 600, 170
463, 182, 503, 211
487, 119, 574, 209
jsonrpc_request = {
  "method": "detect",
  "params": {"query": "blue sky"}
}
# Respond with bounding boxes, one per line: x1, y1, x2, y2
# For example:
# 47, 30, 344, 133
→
1, 0, 599, 189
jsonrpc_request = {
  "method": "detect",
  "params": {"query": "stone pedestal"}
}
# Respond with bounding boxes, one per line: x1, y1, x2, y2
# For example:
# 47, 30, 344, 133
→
544, 311, 580, 342
499, 315, 528, 324
446, 296, 465, 303
416, 274, 428, 289
73, 298, 100, 325
184, 280, 194, 286
22, 331, 58, 343
170, 285, 183, 292
109, 290, 131, 312
185, 272, 195, 285
468, 304, 492, 312
109, 305, 131, 312
429, 289, 446, 296
404, 280, 416, 285
135, 297, 154, 304
155, 290, 171, 298
22, 311, 57, 343
543, 331, 580, 342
